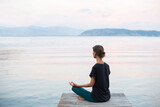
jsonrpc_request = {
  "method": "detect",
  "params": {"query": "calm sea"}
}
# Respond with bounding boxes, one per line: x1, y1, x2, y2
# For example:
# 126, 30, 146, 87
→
0, 36, 160, 107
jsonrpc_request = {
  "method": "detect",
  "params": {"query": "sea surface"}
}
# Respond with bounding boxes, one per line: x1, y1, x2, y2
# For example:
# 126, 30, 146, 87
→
0, 36, 160, 107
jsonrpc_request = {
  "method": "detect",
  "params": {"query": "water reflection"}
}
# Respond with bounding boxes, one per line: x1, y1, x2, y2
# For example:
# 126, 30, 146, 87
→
0, 36, 160, 107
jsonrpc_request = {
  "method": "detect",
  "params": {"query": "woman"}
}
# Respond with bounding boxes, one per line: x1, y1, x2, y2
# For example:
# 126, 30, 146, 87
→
69, 45, 111, 102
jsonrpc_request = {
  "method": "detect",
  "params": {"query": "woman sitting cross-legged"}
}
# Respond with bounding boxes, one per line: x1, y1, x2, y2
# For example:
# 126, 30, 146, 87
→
69, 45, 111, 102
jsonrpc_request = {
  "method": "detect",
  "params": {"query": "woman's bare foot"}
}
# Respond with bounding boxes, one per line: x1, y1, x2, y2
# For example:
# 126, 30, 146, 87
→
77, 96, 85, 100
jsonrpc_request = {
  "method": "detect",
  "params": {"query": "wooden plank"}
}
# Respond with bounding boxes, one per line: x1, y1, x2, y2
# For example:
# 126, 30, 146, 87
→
58, 93, 132, 107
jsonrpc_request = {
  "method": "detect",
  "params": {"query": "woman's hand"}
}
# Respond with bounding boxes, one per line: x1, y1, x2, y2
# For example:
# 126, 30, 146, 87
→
69, 81, 79, 87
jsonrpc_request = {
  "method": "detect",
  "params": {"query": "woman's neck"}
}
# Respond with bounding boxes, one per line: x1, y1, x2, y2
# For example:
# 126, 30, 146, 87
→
96, 57, 104, 64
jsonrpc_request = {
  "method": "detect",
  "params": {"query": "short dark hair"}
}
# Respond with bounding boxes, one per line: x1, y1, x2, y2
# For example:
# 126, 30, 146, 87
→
92, 45, 105, 59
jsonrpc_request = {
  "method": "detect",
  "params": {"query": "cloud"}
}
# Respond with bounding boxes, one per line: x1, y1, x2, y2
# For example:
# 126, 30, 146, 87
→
77, 9, 91, 14
101, 14, 111, 17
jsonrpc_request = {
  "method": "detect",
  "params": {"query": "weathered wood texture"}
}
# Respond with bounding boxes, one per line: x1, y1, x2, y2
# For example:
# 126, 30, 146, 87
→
58, 93, 132, 107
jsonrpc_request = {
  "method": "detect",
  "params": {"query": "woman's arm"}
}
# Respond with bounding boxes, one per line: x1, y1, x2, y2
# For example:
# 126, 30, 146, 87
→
78, 77, 95, 87
69, 77, 95, 87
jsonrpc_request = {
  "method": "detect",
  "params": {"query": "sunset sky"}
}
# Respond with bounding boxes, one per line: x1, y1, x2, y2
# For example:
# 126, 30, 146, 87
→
0, 0, 159, 30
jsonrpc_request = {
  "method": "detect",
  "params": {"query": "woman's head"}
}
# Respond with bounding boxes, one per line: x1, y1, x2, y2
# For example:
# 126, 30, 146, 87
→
92, 45, 105, 59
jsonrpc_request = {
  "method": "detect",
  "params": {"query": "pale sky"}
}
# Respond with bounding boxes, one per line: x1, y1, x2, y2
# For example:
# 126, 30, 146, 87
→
0, 0, 160, 30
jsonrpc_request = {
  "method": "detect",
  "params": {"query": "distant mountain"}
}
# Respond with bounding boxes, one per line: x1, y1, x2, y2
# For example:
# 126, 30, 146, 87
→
1, 26, 160, 37
80, 28, 160, 36
0, 26, 84, 36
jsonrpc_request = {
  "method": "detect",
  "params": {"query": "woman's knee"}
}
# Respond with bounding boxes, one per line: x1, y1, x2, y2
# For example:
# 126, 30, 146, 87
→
72, 86, 79, 92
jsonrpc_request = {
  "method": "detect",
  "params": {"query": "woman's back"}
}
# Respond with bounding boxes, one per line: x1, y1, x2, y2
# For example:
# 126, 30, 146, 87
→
89, 62, 111, 102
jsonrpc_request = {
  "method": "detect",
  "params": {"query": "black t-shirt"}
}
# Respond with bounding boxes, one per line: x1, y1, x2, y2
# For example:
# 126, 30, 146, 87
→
89, 62, 111, 102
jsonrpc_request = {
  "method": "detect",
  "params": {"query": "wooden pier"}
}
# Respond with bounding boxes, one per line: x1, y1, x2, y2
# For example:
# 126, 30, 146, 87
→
58, 93, 132, 107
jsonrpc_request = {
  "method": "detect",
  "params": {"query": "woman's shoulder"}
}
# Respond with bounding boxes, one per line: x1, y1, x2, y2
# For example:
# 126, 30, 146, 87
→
92, 63, 99, 69
94, 62, 109, 68
104, 62, 109, 66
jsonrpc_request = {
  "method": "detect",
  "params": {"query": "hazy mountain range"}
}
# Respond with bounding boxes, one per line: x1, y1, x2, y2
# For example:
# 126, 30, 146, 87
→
0, 26, 160, 37
0, 26, 84, 36
80, 28, 160, 36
